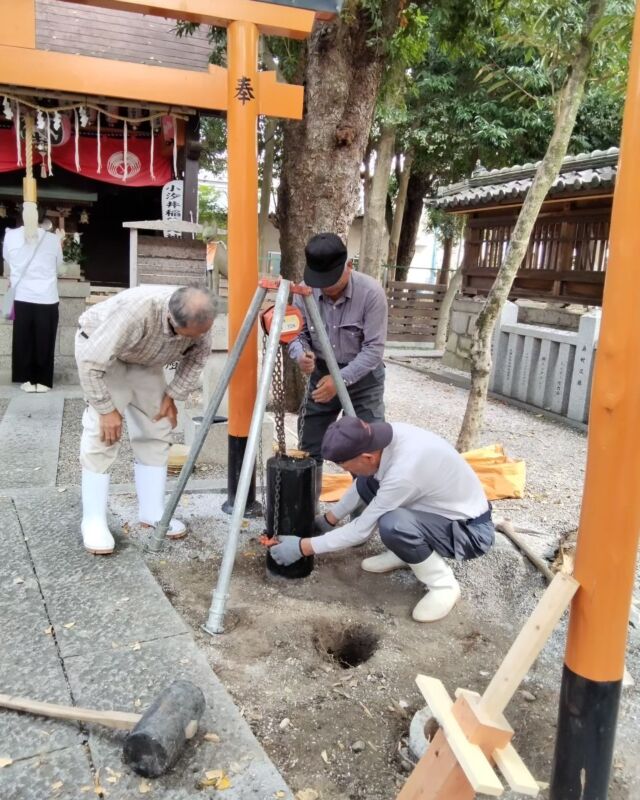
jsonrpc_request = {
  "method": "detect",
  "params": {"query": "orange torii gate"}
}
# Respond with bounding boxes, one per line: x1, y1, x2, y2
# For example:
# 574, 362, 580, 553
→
0, 0, 320, 508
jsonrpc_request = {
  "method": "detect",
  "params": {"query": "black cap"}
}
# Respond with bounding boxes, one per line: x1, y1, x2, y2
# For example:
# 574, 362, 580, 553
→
321, 417, 393, 463
304, 233, 348, 289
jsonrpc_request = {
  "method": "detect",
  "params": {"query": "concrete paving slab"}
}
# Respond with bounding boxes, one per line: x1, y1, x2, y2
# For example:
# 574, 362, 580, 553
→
0, 745, 93, 800
0, 650, 81, 762
41, 561, 189, 658
0, 496, 34, 581
0, 394, 63, 489
11, 489, 138, 585
64, 635, 293, 799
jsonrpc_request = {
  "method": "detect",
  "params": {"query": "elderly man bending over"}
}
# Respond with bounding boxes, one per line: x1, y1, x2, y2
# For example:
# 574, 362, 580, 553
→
75, 285, 216, 555
268, 417, 494, 622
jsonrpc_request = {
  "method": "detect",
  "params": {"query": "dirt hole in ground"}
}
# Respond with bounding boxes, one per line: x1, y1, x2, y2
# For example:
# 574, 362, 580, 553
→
312, 622, 379, 669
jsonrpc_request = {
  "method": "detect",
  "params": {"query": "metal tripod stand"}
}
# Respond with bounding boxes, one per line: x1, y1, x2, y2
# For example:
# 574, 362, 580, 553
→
146, 277, 356, 635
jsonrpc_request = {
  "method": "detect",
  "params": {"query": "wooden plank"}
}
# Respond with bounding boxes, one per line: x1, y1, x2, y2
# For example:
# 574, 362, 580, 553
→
386, 281, 446, 291
493, 744, 540, 797
387, 334, 436, 342
480, 573, 579, 717
388, 309, 442, 319
124, 220, 203, 232
415, 676, 504, 796
138, 272, 207, 286
138, 258, 206, 272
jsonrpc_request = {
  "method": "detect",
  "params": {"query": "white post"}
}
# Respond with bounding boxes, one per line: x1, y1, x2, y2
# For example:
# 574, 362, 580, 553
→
129, 228, 138, 288
567, 309, 601, 422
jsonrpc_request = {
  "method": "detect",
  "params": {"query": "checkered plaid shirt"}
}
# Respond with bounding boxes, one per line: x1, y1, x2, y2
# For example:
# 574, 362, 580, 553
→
76, 287, 212, 414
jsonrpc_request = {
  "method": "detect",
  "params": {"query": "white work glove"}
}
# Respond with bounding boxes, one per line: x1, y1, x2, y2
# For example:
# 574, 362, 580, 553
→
269, 536, 304, 566
313, 513, 335, 534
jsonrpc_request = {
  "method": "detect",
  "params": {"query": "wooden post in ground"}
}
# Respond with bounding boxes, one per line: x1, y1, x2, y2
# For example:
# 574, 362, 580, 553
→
397, 573, 579, 800
549, 5, 640, 797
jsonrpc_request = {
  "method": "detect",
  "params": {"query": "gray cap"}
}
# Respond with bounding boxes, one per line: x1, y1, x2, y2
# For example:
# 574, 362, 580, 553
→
321, 417, 393, 463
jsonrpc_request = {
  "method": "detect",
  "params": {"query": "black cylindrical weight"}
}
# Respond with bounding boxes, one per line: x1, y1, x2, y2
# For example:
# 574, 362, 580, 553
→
265, 455, 317, 579
122, 680, 206, 778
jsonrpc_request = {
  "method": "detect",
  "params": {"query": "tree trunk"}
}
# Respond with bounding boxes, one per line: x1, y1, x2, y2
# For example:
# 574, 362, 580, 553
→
259, 118, 277, 269
456, 0, 606, 452
434, 267, 462, 351
395, 169, 431, 280
437, 237, 453, 285
277, 4, 401, 408
359, 123, 396, 279
387, 150, 413, 267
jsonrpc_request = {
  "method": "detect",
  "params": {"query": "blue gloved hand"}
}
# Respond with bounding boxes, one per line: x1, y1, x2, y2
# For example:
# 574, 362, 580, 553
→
313, 513, 335, 534
269, 536, 304, 566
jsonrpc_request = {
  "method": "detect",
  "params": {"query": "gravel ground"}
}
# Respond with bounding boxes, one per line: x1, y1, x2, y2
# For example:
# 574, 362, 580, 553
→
51, 362, 639, 798
0, 398, 9, 426
56, 398, 226, 486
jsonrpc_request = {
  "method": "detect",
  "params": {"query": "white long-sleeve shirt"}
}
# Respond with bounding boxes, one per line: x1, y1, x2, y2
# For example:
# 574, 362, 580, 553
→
311, 423, 489, 555
3, 227, 62, 305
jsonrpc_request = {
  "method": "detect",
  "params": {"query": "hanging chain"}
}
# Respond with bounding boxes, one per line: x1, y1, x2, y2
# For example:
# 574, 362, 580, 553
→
271, 345, 289, 540
297, 364, 311, 453
272, 345, 288, 457
257, 332, 268, 519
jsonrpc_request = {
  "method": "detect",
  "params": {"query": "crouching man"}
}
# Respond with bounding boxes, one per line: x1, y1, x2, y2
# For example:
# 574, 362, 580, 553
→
76, 285, 215, 555
268, 417, 494, 621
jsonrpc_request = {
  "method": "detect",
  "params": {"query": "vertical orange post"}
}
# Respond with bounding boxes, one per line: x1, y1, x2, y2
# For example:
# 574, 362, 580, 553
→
550, 5, 640, 797
224, 20, 261, 513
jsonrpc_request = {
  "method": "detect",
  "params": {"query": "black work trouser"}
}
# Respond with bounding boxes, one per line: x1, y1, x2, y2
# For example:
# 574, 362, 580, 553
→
298, 362, 385, 463
11, 300, 59, 387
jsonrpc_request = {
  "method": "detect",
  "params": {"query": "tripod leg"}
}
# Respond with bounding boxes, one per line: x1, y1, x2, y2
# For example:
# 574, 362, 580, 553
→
302, 293, 356, 417
146, 285, 268, 553
203, 279, 291, 634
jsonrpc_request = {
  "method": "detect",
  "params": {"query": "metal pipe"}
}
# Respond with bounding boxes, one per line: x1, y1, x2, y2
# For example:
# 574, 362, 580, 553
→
203, 279, 290, 634
302, 293, 356, 417
146, 285, 268, 553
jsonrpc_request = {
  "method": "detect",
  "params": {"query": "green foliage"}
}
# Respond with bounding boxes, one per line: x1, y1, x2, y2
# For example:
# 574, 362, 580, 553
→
198, 184, 227, 231
62, 233, 83, 264
396, 0, 630, 191
199, 116, 227, 175
424, 207, 465, 243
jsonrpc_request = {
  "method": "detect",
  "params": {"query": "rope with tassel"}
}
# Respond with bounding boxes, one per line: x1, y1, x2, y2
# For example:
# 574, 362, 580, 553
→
22, 113, 39, 243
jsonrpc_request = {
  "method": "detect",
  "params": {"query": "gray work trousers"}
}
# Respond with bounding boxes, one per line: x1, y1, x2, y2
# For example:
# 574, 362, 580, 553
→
356, 476, 494, 564
299, 362, 385, 463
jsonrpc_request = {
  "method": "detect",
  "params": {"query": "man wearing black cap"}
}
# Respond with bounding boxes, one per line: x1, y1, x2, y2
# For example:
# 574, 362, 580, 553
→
268, 417, 494, 622
288, 233, 388, 494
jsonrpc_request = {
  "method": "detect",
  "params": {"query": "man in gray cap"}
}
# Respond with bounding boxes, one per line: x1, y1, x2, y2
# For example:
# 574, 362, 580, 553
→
288, 233, 388, 497
268, 416, 494, 622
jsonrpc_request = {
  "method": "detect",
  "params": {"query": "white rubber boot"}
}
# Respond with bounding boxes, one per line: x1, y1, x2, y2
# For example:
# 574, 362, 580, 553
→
361, 549, 409, 574
134, 463, 186, 540
409, 552, 461, 622
81, 469, 115, 555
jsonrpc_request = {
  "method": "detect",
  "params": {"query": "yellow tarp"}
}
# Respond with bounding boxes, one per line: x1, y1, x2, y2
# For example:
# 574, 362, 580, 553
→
320, 443, 525, 503
462, 443, 526, 501
320, 472, 354, 502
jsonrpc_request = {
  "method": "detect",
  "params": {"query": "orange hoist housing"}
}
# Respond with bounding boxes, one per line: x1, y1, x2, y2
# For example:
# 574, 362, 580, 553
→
260, 303, 305, 345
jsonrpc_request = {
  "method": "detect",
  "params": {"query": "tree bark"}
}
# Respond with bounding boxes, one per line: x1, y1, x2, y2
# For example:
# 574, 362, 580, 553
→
259, 117, 277, 269
277, 4, 401, 408
359, 123, 396, 279
434, 267, 462, 351
387, 150, 413, 267
456, 0, 606, 451
437, 237, 453, 285
395, 169, 432, 281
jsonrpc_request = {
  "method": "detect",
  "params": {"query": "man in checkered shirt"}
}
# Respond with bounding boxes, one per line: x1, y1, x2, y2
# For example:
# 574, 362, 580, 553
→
75, 285, 216, 555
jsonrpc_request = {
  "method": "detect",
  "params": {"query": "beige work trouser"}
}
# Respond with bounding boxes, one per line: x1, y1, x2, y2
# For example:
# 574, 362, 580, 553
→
79, 347, 173, 474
